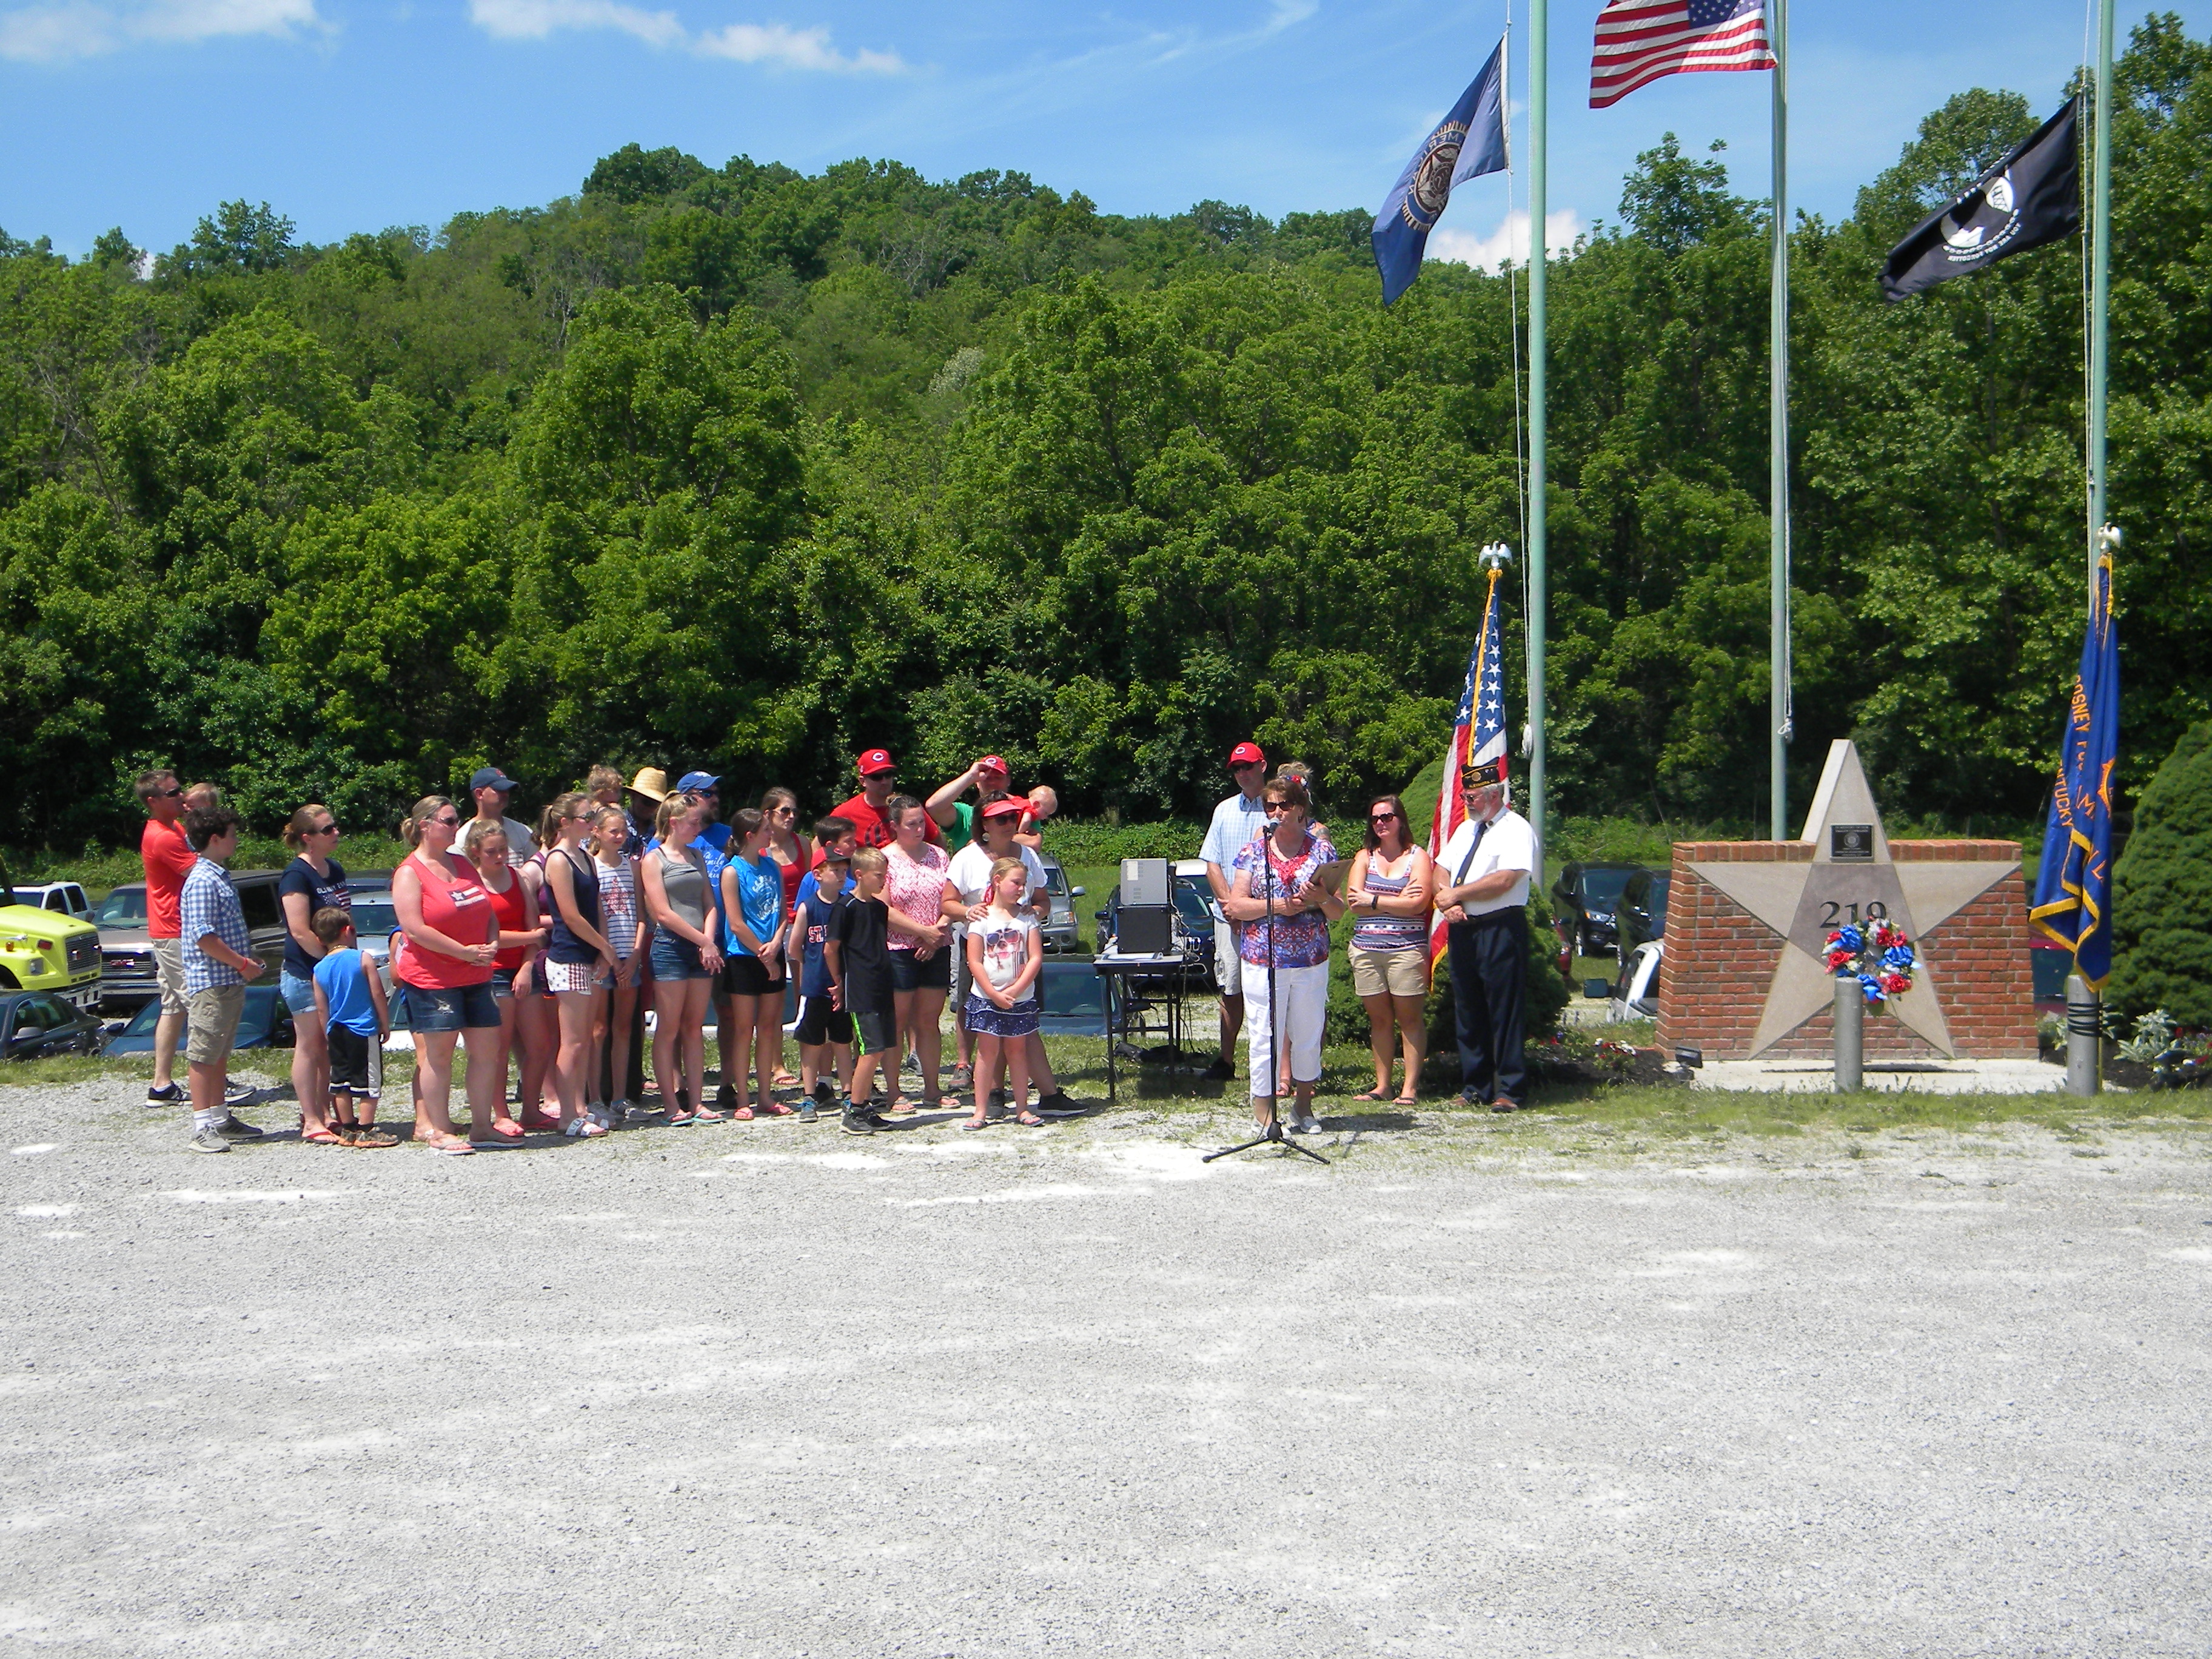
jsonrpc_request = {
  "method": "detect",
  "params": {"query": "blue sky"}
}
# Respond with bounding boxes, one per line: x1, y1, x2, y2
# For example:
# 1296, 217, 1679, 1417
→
1, 0, 2199, 262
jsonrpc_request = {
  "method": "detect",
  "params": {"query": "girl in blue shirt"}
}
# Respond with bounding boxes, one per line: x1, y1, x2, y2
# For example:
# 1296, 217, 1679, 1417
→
718, 808, 792, 1119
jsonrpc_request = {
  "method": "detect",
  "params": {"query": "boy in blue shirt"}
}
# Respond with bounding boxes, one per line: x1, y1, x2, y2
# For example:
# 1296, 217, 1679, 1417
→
791, 854, 854, 1121
310, 908, 395, 1148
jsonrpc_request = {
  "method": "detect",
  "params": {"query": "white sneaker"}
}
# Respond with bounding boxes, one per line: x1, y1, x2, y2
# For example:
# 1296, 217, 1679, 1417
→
1283, 1113, 1309, 1134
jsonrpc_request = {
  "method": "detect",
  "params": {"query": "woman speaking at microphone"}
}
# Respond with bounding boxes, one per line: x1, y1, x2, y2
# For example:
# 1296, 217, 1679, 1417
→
1222, 774, 1343, 1138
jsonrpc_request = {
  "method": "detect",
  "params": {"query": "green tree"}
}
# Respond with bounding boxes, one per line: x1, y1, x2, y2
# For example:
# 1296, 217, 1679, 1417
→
2108, 722, 2212, 1024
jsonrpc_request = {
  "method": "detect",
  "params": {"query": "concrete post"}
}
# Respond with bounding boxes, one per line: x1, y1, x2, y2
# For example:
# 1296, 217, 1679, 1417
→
1834, 976, 1862, 1093
2066, 973, 2101, 1097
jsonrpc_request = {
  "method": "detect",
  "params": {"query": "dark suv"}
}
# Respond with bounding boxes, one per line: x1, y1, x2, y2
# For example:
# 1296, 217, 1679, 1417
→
95, 873, 290, 1013
1550, 862, 1645, 960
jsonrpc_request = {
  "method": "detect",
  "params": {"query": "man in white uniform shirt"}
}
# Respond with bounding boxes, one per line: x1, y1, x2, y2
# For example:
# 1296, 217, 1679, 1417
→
1432, 772, 1535, 1110
1199, 741, 1272, 1082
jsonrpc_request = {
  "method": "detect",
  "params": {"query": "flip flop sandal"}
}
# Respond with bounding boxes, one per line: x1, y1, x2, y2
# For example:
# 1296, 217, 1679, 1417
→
487, 1118, 526, 1140
716, 1106, 748, 1122
1350, 1089, 1390, 1103
425, 1136, 475, 1156
351, 1127, 398, 1148
302, 1126, 346, 1146
1016, 1114, 1048, 1128
959, 1119, 988, 1131
1392, 1096, 1419, 1107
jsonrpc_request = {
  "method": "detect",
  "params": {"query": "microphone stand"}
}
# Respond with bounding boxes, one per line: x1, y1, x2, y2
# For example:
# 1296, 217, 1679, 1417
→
1206, 833, 1329, 1165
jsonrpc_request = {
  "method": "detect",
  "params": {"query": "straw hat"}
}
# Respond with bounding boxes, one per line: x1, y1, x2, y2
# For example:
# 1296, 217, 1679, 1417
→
627, 767, 669, 802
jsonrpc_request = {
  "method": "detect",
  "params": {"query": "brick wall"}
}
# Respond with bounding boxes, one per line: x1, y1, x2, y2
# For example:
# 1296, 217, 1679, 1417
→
1655, 840, 2039, 1061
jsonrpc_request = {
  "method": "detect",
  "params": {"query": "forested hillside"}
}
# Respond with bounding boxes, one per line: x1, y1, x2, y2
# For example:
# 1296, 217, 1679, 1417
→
4, 15, 2210, 847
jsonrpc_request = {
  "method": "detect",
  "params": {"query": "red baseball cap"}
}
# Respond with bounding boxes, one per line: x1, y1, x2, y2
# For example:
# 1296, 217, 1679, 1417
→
856, 748, 896, 776
976, 754, 1010, 776
1228, 741, 1266, 768
980, 796, 1026, 820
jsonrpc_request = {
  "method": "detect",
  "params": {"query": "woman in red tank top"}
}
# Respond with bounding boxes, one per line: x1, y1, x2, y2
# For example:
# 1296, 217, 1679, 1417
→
461, 817, 549, 1145
392, 797, 504, 1155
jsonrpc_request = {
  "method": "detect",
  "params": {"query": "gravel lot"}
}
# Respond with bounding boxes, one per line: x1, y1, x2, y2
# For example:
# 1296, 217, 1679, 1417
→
5, 1073, 2210, 1657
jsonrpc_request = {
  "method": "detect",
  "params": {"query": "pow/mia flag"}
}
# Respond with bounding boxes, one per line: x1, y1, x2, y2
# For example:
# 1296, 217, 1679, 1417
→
1881, 97, 2080, 302
1372, 38, 1509, 306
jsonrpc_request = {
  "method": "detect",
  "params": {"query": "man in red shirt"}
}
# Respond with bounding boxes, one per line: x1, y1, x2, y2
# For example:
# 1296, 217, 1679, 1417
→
136, 769, 199, 1104
831, 750, 943, 851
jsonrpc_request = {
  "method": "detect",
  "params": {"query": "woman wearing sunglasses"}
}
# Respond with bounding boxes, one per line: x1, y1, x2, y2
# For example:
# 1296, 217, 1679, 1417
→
391, 796, 503, 1155
278, 805, 351, 1144
1342, 794, 1434, 1104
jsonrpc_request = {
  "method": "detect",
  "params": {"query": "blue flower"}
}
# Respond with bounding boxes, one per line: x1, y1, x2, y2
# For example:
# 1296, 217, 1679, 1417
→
1835, 925, 1865, 954
1858, 972, 1885, 1003
1883, 945, 1915, 971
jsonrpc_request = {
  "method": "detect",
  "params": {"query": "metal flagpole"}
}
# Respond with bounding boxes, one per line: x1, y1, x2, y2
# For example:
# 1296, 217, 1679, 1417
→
1527, 0, 1549, 867
1768, 0, 1791, 840
2087, 0, 2114, 598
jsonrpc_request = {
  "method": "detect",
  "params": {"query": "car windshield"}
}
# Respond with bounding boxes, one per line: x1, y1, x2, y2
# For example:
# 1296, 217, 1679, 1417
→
1171, 876, 1213, 927
95, 889, 147, 927
1580, 868, 1637, 910
1043, 866, 1068, 895
349, 899, 399, 942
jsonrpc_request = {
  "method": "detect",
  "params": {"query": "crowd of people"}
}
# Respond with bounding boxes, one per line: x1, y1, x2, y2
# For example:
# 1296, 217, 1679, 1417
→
132, 736, 1534, 1156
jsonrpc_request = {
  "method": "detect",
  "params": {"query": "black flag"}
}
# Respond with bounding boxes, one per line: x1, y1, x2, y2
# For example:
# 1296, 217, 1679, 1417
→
1881, 97, 2081, 302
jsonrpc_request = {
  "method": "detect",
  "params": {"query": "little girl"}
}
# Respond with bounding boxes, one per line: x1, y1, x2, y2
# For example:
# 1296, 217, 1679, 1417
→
592, 806, 646, 1124
962, 856, 1046, 1130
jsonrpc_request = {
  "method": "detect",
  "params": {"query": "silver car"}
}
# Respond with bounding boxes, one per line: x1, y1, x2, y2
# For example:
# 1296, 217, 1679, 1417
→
1037, 854, 1084, 953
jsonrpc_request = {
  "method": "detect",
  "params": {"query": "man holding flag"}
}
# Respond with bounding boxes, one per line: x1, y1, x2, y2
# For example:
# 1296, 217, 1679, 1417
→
1430, 555, 1537, 1111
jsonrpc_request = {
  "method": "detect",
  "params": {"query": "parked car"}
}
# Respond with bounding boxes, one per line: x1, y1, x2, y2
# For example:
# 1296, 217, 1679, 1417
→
96, 873, 289, 1014
1036, 854, 1085, 953
0, 989, 105, 1058
0, 865, 102, 1010
1615, 867, 1671, 961
1550, 861, 1646, 960
2029, 943, 2074, 1016
1612, 940, 1663, 1020
1093, 859, 1219, 990
13, 882, 93, 923
103, 983, 297, 1056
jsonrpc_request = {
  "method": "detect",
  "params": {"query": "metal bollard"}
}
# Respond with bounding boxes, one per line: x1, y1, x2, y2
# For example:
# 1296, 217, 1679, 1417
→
2066, 974, 2101, 1097
1834, 976, 1863, 1093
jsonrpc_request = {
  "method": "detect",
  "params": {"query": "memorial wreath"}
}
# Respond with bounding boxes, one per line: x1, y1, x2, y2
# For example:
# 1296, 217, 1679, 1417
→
1825, 920, 1915, 1004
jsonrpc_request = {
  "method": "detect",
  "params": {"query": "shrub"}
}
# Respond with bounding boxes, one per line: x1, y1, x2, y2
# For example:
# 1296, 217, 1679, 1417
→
2108, 722, 2212, 1026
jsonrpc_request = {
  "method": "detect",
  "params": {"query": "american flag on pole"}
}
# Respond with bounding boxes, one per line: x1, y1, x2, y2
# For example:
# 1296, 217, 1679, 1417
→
1590, 0, 1774, 109
1429, 564, 1509, 962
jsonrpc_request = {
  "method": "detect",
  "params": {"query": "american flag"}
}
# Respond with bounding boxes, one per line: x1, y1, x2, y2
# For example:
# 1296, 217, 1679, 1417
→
1428, 566, 1509, 962
1590, 0, 1774, 109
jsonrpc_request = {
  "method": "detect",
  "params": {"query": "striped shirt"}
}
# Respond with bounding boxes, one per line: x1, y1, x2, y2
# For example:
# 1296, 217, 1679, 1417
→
1350, 860, 1426, 953
180, 857, 250, 994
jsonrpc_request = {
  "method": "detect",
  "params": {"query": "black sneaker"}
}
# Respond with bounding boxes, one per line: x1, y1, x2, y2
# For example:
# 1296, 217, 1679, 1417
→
1200, 1057, 1236, 1082
810, 1080, 834, 1105
215, 1114, 266, 1141
715, 1084, 739, 1111
840, 1105, 874, 1136
146, 1082, 183, 1107
986, 1088, 1010, 1122
188, 1125, 231, 1154
223, 1079, 256, 1108
1035, 1090, 1082, 1115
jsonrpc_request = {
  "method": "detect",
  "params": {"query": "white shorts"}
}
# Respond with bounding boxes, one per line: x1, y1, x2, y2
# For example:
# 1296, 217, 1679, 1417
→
1216, 917, 1243, 993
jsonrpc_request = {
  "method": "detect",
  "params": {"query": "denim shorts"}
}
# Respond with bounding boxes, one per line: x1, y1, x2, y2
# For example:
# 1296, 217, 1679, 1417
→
403, 980, 501, 1031
278, 968, 318, 1016
650, 930, 712, 981
888, 949, 951, 993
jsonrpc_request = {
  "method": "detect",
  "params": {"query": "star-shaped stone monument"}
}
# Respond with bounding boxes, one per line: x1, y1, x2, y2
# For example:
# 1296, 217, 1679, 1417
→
1692, 742, 2022, 1057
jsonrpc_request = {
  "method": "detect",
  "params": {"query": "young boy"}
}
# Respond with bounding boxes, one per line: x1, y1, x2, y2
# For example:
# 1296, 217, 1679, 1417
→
806, 814, 856, 873
310, 907, 395, 1148
824, 846, 897, 1136
179, 805, 266, 1153
791, 855, 854, 1121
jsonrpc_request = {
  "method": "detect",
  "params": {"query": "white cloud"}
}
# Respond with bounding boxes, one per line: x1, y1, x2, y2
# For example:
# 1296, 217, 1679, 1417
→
464, 0, 904, 70
0, 0, 317, 60
1427, 207, 1584, 270
468, 0, 679, 46
693, 20, 900, 72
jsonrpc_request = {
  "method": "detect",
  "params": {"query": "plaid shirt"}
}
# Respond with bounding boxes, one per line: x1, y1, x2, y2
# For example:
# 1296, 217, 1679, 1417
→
180, 857, 250, 994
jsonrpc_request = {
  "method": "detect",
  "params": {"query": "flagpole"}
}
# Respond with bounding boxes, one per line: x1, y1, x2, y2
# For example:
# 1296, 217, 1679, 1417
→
1768, 0, 1791, 840
2087, 0, 2114, 600
1527, 0, 1549, 868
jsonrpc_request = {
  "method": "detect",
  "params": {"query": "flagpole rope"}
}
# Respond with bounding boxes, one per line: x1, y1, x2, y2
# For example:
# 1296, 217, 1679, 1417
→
2079, 0, 2096, 569
1504, 0, 1534, 734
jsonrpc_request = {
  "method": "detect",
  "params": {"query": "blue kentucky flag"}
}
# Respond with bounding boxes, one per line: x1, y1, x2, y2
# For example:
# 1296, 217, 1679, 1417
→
2031, 548, 2120, 986
1373, 39, 1509, 306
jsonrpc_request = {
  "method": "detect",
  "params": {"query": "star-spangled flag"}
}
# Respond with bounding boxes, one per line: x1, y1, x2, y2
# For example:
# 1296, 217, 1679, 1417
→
2029, 546, 2120, 987
1429, 565, 1510, 962
1590, 0, 1774, 109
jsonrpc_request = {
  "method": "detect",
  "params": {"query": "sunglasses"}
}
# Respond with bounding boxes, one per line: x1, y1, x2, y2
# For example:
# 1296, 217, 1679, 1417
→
313, 823, 341, 837
1263, 802, 1295, 816
432, 814, 461, 828
153, 786, 184, 799
1369, 811, 1399, 824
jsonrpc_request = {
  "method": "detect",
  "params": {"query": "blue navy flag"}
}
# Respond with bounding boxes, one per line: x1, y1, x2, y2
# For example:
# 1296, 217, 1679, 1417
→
1373, 39, 1509, 306
2031, 547, 2120, 987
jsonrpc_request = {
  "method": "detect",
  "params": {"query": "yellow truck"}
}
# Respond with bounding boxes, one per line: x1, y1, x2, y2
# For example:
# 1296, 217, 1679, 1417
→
0, 865, 102, 1009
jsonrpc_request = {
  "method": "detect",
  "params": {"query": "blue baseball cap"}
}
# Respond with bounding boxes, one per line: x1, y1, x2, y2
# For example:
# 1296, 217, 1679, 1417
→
676, 771, 720, 793
469, 766, 520, 792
